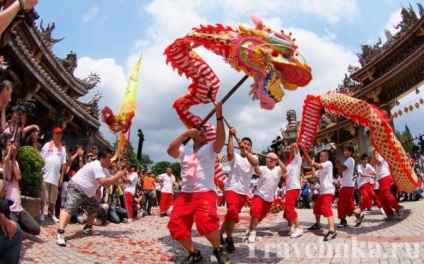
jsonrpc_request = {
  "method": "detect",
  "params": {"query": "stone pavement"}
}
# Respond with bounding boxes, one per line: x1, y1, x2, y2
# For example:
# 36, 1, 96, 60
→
20, 199, 424, 264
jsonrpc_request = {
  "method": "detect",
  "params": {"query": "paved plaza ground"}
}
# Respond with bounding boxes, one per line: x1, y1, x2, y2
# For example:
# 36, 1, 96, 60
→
20, 199, 424, 264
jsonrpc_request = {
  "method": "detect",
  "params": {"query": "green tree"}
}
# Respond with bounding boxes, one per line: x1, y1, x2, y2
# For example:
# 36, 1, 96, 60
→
140, 153, 154, 170
151, 161, 181, 180
169, 162, 181, 180
152, 161, 171, 176
395, 125, 417, 154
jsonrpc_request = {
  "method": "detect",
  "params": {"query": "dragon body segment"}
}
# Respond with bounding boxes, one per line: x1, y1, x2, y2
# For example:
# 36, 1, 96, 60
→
298, 93, 419, 193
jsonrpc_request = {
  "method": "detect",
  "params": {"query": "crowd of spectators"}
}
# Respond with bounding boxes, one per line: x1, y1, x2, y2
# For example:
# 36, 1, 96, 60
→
0, 75, 181, 262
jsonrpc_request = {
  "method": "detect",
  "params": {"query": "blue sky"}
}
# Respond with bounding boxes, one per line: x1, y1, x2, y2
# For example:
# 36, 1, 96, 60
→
35, 0, 424, 163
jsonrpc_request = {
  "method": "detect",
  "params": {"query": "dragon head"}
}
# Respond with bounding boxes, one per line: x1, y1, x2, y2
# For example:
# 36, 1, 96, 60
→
229, 15, 312, 110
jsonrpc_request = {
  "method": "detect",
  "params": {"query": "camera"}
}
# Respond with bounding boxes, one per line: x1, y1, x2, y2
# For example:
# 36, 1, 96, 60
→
0, 62, 9, 82
0, 62, 9, 73
23, 8, 39, 26
0, 199, 12, 218
13, 2, 40, 26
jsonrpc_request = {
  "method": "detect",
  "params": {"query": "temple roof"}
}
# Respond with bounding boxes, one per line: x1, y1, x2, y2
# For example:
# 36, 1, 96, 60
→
315, 4, 424, 143
7, 21, 103, 128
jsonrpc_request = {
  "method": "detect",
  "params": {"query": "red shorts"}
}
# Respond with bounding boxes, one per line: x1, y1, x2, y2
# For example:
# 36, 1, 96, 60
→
250, 195, 272, 222
283, 189, 300, 221
224, 190, 247, 223
167, 191, 219, 241
313, 194, 334, 218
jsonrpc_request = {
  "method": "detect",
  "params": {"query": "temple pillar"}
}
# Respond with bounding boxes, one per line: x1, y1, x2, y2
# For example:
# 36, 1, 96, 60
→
357, 126, 369, 156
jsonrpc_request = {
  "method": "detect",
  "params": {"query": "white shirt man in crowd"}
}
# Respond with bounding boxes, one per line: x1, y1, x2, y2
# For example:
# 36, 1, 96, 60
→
39, 127, 67, 223
55, 149, 127, 246
166, 102, 231, 264
123, 164, 139, 222
370, 148, 404, 220
282, 143, 304, 238
220, 127, 258, 252
248, 152, 287, 243
307, 150, 337, 241
157, 167, 176, 217
334, 146, 364, 228
357, 153, 383, 214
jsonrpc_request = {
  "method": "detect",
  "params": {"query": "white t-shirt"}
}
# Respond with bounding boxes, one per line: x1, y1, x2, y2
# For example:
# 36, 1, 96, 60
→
341, 157, 355, 187
225, 153, 257, 195
375, 154, 391, 180
70, 160, 111, 197
374, 178, 379, 189
41, 142, 67, 186
357, 163, 375, 188
255, 165, 283, 202
124, 172, 139, 195
285, 151, 302, 191
316, 161, 335, 195
178, 142, 217, 193
158, 173, 176, 193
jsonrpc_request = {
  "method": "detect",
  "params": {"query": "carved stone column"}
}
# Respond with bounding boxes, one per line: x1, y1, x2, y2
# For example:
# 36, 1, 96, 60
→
357, 126, 369, 156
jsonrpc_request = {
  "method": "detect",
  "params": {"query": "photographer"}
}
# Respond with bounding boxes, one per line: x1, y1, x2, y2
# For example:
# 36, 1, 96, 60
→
3, 144, 40, 235
0, 172, 22, 264
3, 103, 39, 147
0, 0, 39, 35
0, 80, 12, 133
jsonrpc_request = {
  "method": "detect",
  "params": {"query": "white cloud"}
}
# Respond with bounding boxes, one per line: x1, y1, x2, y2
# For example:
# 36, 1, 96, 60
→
82, 6, 99, 23
297, 0, 359, 24
72, 1, 382, 164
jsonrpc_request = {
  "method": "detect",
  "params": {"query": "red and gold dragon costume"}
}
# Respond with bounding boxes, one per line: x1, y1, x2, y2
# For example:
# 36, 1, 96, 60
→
297, 93, 420, 193
164, 16, 418, 193
164, 16, 312, 186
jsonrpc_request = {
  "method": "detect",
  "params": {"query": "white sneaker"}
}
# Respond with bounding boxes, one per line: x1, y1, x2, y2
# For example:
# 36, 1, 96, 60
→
56, 232, 66, 246
38, 213, 45, 222
290, 228, 304, 238
289, 225, 295, 235
248, 230, 256, 243
396, 206, 404, 220
82, 227, 100, 235
244, 227, 250, 236
52, 215, 59, 223
379, 208, 385, 215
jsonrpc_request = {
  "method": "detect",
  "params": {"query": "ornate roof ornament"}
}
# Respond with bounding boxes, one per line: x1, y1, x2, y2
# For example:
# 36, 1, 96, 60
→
59, 51, 78, 73
357, 38, 383, 67
356, 4, 422, 67
336, 73, 360, 94
39, 20, 64, 50
394, 5, 418, 32
87, 91, 103, 118
418, 3, 424, 17
82, 72, 101, 90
